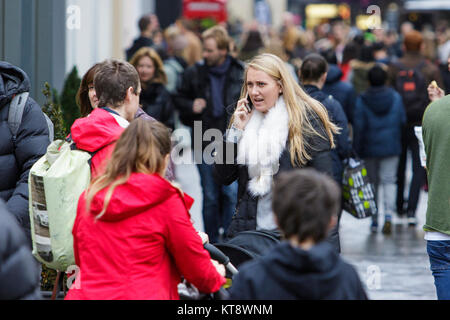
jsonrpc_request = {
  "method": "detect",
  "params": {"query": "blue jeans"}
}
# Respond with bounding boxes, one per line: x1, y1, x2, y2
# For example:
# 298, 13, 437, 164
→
197, 163, 238, 244
427, 240, 450, 300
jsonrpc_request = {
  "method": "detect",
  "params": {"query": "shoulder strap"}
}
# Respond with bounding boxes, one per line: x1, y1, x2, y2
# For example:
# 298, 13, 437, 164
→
8, 92, 29, 141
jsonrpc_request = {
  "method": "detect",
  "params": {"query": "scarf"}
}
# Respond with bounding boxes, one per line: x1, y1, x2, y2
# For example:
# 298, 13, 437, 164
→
208, 56, 231, 118
237, 96, 289, 197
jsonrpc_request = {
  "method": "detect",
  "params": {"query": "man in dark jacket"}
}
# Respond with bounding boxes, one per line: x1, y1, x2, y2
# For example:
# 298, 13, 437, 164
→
174, 26, 244, 243
320, 49, 357, 124
388, 31, 443, 225
0, 199, 41, 299
229, 169, 368, 300
0, 61, 50, 244
126, 14, 156, 61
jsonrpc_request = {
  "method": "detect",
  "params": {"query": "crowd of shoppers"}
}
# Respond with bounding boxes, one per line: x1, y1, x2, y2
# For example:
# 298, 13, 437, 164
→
2, 10, 450, 301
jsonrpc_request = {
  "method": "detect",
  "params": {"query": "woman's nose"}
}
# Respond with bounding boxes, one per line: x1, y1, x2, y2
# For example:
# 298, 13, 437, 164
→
248, 87, 260, 97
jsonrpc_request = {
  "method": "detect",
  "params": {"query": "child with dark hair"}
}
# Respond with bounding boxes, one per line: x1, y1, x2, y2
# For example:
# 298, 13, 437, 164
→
228, 168, 368, 300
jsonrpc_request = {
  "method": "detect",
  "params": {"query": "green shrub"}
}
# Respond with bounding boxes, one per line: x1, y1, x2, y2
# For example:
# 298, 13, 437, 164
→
42, 82, 67, 140
60, 66, 81, 132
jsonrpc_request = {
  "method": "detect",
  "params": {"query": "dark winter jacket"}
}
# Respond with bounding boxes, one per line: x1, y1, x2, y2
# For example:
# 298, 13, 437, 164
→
173, 56, 244, 150
304, 85, 351, 184
0, 200, 41, 300
214, 111, 333, 239
140, 82, 174, 130
0, 62, 50, 239
126, 36, 154, 61
323, 64, 357, 124
388, 52, 443, 126
353, 86, 406, 158
229, 241, 368, 300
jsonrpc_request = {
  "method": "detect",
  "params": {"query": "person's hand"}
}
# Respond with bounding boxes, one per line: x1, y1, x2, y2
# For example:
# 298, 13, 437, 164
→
232, 98, 253, 130
197, 231, 209, 244
192, 98, 207, 114
427, 82, 445, 102
211, 259, 226, 277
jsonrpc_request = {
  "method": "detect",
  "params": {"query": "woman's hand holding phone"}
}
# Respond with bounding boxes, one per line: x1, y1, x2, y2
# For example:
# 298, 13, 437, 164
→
233, 94, 253, 130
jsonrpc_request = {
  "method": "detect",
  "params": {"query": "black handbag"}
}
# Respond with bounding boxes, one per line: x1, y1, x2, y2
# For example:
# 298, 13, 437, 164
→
341, 151, 377, 219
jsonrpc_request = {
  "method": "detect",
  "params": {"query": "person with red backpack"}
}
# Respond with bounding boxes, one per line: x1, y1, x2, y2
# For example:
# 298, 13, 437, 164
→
388, 30, 443, 226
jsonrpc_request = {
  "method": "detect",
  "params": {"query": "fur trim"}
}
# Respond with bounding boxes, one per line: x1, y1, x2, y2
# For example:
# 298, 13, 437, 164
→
237, 97, 289, 197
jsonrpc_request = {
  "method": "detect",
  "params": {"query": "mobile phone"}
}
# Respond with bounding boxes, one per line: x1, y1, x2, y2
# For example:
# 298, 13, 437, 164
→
245, 93, 253, 112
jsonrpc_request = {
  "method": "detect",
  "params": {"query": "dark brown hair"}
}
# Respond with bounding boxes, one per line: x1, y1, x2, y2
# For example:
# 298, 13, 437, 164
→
272, 168, 340, 243
94, 59, 140, 109
76, 63, 100, 117
138, 15, 151, 33
300, 53, 328, 83
86, 118, 172, 219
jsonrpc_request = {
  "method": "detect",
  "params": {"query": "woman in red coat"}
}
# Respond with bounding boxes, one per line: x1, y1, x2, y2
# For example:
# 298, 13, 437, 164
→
65, 119, 226, 300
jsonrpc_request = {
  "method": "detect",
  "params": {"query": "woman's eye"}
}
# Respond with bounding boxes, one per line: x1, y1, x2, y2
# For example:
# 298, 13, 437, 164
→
257, 82, 265, 87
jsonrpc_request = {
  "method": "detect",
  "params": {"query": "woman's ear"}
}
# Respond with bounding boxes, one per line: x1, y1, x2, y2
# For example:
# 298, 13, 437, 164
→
327, 215, 338, 232
162, 153, 171, 176
320, 72, 328, 84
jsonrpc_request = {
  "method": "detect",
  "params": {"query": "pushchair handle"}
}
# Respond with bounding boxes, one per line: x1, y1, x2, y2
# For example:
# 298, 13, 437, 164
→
204, 243, 230, 265
204, 243, 238, 276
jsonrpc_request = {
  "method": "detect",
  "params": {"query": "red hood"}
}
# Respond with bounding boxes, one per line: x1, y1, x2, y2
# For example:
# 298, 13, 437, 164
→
89, 173, 194, 222
71, 108, 125, 152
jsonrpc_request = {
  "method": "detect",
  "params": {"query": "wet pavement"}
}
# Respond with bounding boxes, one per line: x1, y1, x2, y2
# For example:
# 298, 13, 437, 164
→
175, 147, 437, 300
340, 191, 436, 300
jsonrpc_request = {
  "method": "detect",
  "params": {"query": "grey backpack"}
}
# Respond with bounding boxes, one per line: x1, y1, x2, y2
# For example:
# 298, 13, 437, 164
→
8, 92, 54, 144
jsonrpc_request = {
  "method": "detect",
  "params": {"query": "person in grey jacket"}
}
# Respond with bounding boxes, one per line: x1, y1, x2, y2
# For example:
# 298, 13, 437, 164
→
0, 199, 42, 299
0, 61, 50, 245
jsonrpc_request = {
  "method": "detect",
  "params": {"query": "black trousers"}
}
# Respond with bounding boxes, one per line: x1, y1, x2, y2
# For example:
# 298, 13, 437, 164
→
396, 126, 426, 217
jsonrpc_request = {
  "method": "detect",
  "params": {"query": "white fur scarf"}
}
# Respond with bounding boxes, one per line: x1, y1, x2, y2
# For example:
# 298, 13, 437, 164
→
236, 97, 289, 197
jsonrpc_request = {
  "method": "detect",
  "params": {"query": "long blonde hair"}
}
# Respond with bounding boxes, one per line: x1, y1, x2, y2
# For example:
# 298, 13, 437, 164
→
85, 118, 172, 219
233, 53, 339, 166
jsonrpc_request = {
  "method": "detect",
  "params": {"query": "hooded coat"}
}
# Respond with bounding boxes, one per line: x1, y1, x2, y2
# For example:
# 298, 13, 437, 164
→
229, 241, 368, 300
0, 200, 41, 300
70, 108, 126, 179
353, 86, 406, 158
65, 173, 226, 300
323, 64, 357, 124
0, 62, 50, 237
304, 85, 351, 184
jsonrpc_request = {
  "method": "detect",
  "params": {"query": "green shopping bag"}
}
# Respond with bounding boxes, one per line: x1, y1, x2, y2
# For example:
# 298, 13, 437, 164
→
29, 140, 91, 271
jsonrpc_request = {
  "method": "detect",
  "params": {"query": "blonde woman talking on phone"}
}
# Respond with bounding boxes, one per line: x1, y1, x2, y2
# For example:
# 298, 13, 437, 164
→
214, 53, 340, 250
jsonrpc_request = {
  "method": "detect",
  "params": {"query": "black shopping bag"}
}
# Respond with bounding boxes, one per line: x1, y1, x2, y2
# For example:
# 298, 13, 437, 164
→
341, 155, 377, 219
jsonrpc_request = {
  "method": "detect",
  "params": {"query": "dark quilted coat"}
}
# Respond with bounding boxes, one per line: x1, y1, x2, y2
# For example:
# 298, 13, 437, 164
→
0, 61, 50, 241
0, 199, 41, 299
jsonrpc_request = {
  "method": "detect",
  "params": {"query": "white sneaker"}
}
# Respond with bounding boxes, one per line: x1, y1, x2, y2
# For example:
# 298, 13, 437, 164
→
408, 217, 417, 226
